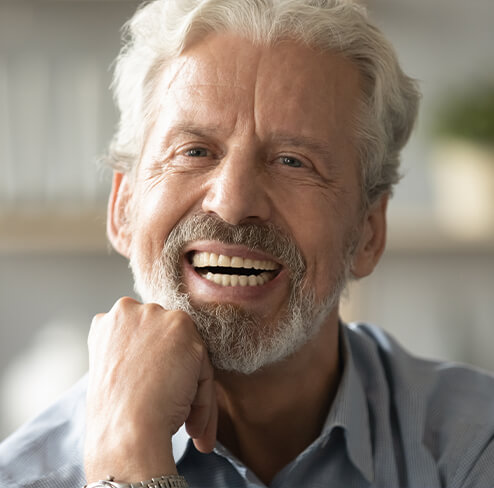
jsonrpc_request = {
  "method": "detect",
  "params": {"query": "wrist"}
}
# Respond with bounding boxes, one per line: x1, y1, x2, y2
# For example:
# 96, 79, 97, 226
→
85, 431, 177, 482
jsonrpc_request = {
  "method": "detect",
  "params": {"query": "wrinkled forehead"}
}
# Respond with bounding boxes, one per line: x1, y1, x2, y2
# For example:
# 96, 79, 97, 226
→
147, 33, 362, 155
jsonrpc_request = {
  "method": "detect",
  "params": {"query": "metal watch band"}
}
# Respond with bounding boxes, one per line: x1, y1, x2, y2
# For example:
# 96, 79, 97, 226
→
129, 475, 189, 488
85, 475, 188, 488
128, 476, 188, 488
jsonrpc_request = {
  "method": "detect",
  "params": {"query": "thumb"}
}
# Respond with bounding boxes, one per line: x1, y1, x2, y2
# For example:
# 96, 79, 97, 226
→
185, 346, 218, 452
192, 385, 218, 453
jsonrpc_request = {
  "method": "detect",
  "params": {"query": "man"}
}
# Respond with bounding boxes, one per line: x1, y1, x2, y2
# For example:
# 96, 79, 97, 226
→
1, 1, 494, 487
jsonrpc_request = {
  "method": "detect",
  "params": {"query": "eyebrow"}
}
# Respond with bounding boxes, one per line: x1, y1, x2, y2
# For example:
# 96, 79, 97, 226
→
269, 134, 336, 159
166, 123, 223, 140
158, 123, 223, 155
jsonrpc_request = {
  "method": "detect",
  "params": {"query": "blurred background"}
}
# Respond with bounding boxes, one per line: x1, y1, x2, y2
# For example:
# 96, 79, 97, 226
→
0, 0, 493, 440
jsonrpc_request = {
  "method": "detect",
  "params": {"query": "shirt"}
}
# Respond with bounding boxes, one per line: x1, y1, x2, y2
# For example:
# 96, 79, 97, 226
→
1, 323, 494, 488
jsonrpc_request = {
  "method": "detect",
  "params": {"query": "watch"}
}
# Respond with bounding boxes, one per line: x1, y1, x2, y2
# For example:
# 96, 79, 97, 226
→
85, 475, 188, 488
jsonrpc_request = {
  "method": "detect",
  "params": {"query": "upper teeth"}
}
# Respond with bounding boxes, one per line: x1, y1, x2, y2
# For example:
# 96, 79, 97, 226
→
192, 252, 279, 271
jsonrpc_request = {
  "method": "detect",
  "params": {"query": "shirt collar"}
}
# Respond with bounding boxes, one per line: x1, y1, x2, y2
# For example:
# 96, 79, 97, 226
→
171, 323, 374, 483
321, 323, 374, 483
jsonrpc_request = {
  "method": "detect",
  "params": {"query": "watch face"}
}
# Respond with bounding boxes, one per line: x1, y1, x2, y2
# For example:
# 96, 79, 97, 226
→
86, 482, 121, 488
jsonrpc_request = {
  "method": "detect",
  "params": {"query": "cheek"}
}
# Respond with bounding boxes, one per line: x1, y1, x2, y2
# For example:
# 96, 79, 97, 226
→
302, 226, 339, 285
131, 174, 202, 259
282, 195, 355, 297
306, 237, 350, 302
285, 207, 334, 271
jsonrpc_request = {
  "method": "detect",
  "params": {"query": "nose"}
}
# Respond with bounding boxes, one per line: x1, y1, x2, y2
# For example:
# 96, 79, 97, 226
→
201, 150, 271, 225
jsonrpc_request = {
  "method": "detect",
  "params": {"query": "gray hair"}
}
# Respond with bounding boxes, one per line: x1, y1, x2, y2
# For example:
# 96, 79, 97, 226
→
108, 0, 420, 206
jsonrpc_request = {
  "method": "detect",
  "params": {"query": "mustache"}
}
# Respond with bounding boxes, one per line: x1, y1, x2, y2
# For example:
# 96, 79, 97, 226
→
163, 213, 306, 275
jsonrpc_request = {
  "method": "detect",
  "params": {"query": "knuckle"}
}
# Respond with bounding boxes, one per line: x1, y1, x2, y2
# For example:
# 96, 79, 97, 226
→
88, 313, 105, 343
168, 309, 194, 327
170, 313, 197, 338
109, 297, 140, 323
142, 302, 164, 316
113, 296, 138, 312
90, 312, 104, 326
165, 310, 197, 341
139, 303, 166, 331
165, 312, 206, 362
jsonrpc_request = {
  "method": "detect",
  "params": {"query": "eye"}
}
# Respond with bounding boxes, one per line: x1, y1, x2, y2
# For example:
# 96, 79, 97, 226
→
185, 147, 210, 157
279, 156, 303, 168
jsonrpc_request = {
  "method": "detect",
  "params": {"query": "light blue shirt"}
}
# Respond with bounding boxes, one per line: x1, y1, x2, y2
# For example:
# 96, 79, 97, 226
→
1, 323, 494, 488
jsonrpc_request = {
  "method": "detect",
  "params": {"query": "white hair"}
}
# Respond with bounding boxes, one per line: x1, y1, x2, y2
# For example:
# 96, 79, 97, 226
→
108, 0, 420, 206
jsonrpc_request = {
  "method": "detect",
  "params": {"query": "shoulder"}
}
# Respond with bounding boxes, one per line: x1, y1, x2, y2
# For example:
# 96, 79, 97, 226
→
346, 322, 494, 410
346, 323, 494, 487
0, 375, 88, 488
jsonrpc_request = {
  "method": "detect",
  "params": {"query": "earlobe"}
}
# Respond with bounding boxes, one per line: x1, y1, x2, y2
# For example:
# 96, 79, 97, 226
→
351, 194, 389, 279
107, 172, 133, 258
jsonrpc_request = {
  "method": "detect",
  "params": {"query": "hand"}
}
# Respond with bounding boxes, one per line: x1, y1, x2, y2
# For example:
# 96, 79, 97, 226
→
84, 297, 217, 483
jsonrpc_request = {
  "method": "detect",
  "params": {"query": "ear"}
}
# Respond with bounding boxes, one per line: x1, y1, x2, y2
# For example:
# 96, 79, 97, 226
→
107, 171, 133, 258
351, 194, 389, 279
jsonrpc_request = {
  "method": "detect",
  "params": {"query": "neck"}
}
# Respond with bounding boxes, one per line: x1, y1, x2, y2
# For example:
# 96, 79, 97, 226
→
214, 311, 342, 485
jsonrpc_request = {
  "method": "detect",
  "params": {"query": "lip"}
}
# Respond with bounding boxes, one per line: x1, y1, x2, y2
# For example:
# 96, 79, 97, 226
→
182, 241, 289, 305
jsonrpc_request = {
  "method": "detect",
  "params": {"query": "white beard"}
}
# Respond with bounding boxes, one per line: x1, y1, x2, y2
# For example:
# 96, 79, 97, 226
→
130, 214, 353, 374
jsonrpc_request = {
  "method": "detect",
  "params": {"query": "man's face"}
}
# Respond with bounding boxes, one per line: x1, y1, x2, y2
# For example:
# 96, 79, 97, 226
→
113, 34, 372, 373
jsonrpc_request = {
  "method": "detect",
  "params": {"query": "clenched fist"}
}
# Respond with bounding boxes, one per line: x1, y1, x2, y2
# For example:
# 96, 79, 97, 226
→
84, 297, 218, 483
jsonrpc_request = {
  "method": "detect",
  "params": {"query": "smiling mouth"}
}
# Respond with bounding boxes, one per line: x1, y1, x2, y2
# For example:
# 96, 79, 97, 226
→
189, 251, 281, 287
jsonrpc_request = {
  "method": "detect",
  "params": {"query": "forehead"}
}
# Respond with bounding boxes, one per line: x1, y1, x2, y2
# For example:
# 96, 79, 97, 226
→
150, 33, 361, 149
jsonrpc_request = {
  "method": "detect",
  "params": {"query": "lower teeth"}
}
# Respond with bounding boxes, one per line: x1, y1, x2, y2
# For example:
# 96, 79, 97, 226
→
202, 271, 271, 287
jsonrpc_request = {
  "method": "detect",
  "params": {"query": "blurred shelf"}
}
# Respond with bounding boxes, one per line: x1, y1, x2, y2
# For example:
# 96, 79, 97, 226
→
386, 209, 494, 255
0, 208, 109, 254
1, 208, 493, 255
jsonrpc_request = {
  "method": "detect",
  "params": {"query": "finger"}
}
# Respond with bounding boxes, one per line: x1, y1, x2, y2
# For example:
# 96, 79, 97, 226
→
88, 313, 105, 340
108, 296, 141, 320
185, 378, 214, 439
193, 386, 218, 454
185, 345, 216, 442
